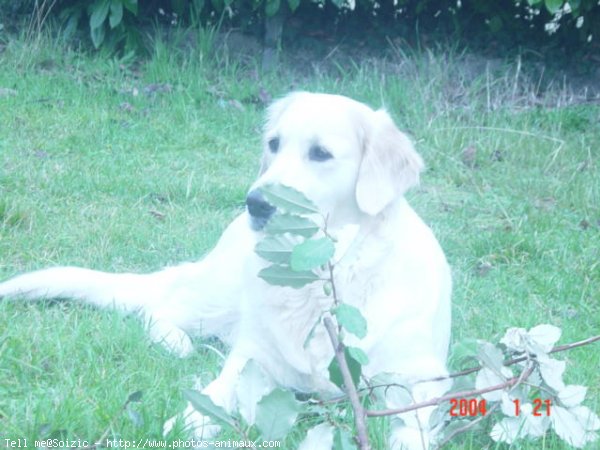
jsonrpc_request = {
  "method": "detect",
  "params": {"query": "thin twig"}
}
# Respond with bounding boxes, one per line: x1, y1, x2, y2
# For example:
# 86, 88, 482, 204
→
318, 335, 600, 409
327, 262, 340, 309
418, 334, 600, 384
436, 402, 501, 449
324, 316, 370, 450
435, 363, 535, 449
366, 364, 535, 418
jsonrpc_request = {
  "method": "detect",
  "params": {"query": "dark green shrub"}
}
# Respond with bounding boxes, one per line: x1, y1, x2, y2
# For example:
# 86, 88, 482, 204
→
3, 0, 598, 53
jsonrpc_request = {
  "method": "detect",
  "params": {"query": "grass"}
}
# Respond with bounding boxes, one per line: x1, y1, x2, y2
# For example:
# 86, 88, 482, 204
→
0, 29, 598, 449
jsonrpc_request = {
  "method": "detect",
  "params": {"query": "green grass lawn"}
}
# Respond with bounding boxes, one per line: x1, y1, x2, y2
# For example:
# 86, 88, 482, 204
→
0, 32, 598, 449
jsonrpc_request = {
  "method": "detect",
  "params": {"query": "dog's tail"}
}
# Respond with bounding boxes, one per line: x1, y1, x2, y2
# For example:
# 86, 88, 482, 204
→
0, 267, 153, 313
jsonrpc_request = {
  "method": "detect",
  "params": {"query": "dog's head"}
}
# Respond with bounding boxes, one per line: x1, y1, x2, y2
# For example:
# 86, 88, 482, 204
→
246, 92, 424, 230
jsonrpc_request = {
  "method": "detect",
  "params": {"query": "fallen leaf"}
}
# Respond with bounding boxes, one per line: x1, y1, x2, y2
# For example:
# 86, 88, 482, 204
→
228, 99, 244, 111
119, 102, 134, 112
476, 261, 493, 277
534, 197, 556, 211
461, 145, 477, 168
491, 149, 505, 162
0, 87, 17, 97
206, 85, 226, 98
37, 59, 57, 70
258, 88, 272, 105
144, 83, 172, 95
149, 210, 166, 220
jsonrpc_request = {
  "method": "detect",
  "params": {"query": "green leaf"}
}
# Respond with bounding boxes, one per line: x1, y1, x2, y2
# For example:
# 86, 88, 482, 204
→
265, 213, 319, 237
290, 237, 334, 272
539, 356, 566, 391
347, 346, 369, 365
298, 423, 334, 450
440, 419, 472, 441
544, 0, 564, 13
551, 405, 590, 447
171, 0, 186, 15
63, 9, 82, 39
258, 264, 319, 288
527, 324, 561, 353
449, 338, 479, 367
333, 304, 367, 339
236, 360, 273, 425
255, 388, 301, 440
255, 234, 298, 264
127, 390, 143, 402
90, 0, 111, 29
183, 390, 236, 427
287, 0, 301, 12
192, 0, 205, 13
123, 0, 138, 15
265, 0, 281, 16
333, 428, 356, 450
210, 0, 224, 10
109, 0, 123, 28
570, 405, 600, 433
260, 184, 319, 215
328, 348, 361, 389
490, 417, 522, 444
346, 347, 369, 366
90, 22, 106, 48
487, 15, 503, 33
476, 341, 504, 374
369, 372, 413, 407
303, 318, 321, 349
475, 366, 511, 401
126, 405, 144, 427
558, 385, 587, 408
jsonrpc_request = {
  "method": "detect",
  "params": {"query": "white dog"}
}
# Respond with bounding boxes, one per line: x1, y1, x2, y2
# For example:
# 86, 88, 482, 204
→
0, 92, 452, 449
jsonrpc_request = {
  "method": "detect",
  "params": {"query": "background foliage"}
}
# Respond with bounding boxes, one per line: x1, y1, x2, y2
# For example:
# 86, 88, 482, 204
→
1, 0, 599, 55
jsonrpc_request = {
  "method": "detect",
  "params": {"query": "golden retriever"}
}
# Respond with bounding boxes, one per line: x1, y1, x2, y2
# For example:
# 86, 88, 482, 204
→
0, 92, 452, 449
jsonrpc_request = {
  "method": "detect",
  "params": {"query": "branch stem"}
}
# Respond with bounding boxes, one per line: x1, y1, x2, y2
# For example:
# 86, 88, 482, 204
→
367, 365, 535, 418
418, 334, 600, 384
324, 316, 370, 450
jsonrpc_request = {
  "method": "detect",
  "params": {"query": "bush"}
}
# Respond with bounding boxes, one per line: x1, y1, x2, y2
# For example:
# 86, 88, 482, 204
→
3, 0, 598, 55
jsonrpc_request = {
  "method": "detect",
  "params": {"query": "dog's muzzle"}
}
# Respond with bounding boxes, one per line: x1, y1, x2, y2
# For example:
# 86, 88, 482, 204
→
246, 189, 276, 231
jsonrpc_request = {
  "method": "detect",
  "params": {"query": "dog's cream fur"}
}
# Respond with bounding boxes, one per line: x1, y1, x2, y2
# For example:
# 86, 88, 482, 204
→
0, 92, 451, 449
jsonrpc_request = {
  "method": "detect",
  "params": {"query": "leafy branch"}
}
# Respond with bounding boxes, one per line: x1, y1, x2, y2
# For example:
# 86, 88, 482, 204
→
258, 183, 371, 449
185, 184, 599, 450
417, 334, 600, 385
366, 365, 536, 418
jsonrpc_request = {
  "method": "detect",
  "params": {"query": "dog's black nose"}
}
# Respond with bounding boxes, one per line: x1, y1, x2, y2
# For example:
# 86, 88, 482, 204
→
246, 189, 276, 230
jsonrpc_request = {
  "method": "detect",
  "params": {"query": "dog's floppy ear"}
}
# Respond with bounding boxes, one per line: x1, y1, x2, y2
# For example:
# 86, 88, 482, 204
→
356, 109, 424, 216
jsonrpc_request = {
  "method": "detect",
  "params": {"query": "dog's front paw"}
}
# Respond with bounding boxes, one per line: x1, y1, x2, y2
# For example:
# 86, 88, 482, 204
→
163, 402, 221, 440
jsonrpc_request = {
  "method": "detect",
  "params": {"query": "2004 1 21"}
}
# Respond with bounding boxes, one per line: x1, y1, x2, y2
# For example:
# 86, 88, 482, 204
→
449, 398, 552, 417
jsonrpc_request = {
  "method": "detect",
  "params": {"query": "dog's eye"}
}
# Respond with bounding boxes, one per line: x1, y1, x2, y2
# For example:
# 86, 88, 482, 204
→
309, 145, 333, 162
268, 137, 280, 154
